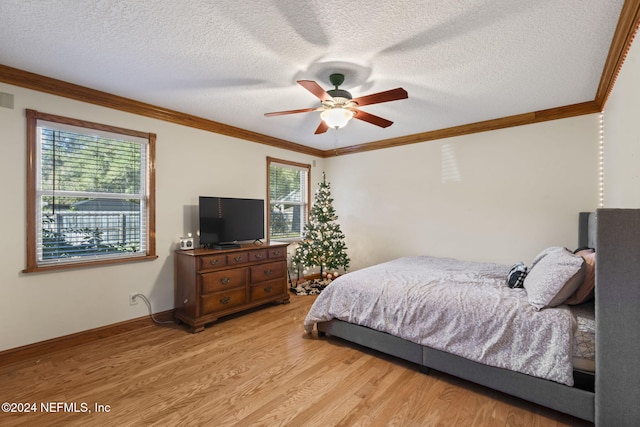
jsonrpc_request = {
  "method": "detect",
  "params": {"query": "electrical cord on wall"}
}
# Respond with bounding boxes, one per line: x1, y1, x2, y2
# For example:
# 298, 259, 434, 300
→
132, 293, 175, 325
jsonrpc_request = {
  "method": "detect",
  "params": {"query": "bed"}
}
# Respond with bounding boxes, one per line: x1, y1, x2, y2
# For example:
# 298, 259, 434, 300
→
303, 209, 640, 425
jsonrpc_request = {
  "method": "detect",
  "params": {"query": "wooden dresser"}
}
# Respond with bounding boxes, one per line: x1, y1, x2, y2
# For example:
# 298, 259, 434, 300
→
174, 242, 289, 332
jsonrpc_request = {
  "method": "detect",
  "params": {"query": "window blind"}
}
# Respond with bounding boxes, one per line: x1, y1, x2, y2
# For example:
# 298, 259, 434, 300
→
268, 160, 309, 240
35, 122, 148, 265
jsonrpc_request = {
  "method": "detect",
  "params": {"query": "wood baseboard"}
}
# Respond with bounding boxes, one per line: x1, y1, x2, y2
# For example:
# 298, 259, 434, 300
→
0, 309, 175, 368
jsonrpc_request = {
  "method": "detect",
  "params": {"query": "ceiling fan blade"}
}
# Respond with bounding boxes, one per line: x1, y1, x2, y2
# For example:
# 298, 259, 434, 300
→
297, 80, 334, 102
314, 120, 329, 134
351, 87, 408, 107
264, 107, 317, 117
353, 109, 393, 128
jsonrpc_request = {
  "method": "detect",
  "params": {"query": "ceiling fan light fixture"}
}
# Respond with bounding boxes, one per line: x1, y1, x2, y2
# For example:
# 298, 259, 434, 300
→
264, 74, 407, 134
320, 107, 354, 129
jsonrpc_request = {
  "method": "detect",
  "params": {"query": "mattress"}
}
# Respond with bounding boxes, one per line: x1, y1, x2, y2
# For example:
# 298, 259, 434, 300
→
305, 256, 577, 385
571, 301, 595, 372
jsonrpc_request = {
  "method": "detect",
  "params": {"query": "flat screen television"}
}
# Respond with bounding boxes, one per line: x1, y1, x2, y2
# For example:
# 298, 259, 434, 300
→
199, 196, 264, 249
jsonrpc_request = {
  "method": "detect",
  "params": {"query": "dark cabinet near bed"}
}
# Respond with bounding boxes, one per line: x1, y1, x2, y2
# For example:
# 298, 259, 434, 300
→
174, 243, 289, 332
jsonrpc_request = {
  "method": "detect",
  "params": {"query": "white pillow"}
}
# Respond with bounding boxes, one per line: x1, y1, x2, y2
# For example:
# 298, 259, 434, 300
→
530, 246, 565, 270
524, 247, 586, 310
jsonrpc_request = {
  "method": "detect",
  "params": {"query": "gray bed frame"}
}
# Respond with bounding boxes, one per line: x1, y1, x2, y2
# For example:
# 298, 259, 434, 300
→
316, 209, 640, 425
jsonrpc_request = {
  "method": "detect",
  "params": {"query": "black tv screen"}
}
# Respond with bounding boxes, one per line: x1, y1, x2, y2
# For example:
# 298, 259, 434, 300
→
199, 197, 264, 248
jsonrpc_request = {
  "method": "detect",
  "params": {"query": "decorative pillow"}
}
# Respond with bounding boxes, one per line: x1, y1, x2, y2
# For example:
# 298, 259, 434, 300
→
530, 246, 565, 270
564, 249, 595, 305
523, 248, 586, 310
506, 262, 528, 288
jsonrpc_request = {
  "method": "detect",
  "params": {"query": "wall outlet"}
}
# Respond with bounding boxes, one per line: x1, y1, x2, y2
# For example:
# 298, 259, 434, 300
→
129, 293, 139, 305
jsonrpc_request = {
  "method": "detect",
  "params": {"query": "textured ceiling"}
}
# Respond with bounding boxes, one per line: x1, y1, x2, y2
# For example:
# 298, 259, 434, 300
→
0, 0, 628, 150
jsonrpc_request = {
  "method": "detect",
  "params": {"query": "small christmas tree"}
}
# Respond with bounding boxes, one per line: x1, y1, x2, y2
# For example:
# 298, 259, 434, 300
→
292, 172, 350, 283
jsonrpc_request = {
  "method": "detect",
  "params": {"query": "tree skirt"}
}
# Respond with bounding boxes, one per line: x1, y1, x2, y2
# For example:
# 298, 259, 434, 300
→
289, 280, 331, 295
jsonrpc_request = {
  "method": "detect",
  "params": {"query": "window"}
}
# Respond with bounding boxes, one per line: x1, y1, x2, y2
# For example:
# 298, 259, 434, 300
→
267, 157, 310, 241
25, 109, 156, 272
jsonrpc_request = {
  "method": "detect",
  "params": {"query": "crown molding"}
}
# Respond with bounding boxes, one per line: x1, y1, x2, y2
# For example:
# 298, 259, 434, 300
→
324, 101, 601, 157
595, 0, 640, 108
0, 64, 324, 158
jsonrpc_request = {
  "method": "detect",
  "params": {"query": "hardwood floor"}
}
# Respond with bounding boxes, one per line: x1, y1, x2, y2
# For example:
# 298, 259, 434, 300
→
0, 294, 592, 426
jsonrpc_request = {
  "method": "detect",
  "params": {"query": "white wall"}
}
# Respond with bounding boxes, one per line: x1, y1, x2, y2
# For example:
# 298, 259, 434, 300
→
603, 33, 640, 207
0, 83, 324, 351
325, 115, 600, 270
318, 29, 637, 272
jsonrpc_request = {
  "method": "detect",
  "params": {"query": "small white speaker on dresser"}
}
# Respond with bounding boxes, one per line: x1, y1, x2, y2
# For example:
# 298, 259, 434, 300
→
179, 233, 194, 250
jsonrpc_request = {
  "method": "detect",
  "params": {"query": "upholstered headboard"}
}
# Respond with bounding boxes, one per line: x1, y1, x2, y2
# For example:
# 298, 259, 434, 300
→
578, 211, 597, 249
592, 209, 640, 425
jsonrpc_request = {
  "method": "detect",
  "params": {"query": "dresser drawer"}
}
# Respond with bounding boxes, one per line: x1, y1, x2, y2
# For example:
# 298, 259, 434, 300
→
251, 261, 285, 283
268, 247, 286, 259
201, 288, 247, 314
228, 251, 249, 265
201, 268, 247, 293
250, 279, 286, 301
197, 254, 227, 271
248, 249, 268, 262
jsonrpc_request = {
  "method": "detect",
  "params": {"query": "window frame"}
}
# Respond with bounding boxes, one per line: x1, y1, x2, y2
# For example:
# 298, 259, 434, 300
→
24, 109, 157, 272
266, 157, 311, 243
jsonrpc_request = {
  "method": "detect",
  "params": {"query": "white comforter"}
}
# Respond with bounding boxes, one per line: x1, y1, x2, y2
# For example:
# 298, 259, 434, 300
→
304, 256, 576, 386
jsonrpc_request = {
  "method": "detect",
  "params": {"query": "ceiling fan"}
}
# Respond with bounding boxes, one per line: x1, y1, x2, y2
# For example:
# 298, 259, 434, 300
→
264, 73, 408, 134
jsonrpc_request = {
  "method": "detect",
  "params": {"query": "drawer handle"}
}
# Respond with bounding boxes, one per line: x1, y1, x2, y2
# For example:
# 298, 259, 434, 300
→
273, 250, 281, 256
233, 256, 243, 262
254, 253, 263, 259
209, 259, 219, 266
220, 277, 231, 285
264, 286, 273, 293
264, 269, 273, 276
220, 296, 231, 304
